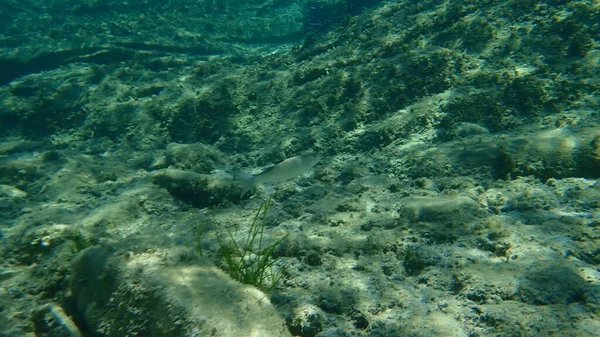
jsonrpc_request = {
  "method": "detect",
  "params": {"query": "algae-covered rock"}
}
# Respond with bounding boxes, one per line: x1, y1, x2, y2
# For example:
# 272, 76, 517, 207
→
286, 304, 324, 337
164, 142, 224, 173
0, 159, 40, 184
70, 246, 292, 337
151, 168, 239, 207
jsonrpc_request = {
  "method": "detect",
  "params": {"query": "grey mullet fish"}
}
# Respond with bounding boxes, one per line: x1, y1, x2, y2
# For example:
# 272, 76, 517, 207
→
235, 153, 321, 197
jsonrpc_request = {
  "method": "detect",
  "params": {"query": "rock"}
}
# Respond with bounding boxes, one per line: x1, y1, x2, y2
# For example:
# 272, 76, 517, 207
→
164, 142, 224, 173
517, 265, 590, 306
151, 168, 239, 206
0, 159, 40, 183
399, 196, 479, 223
0, 139, 43, 155
403, 244, 441, 276
70, 246, 291, 337
455, 122, 489, 138
0, 184, 27, 199
286, 304, 324, 337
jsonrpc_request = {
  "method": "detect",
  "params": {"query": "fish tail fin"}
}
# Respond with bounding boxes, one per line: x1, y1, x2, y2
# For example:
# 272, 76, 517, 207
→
234, 172, 255, 198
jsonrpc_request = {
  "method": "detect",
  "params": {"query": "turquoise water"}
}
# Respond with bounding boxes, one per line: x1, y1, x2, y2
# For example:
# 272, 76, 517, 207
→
0, 1, 599, 336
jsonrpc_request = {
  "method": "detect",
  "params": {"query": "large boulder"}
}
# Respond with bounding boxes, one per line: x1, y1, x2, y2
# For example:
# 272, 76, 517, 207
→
70, 246, 291, 337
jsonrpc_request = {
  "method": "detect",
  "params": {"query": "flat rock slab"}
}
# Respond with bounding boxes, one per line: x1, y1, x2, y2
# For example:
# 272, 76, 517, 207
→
71, 246, 291, 337
399, 195, 480, 223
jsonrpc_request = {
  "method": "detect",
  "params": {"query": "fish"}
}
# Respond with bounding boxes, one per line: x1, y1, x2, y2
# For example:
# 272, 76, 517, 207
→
235, 152, 321, 198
